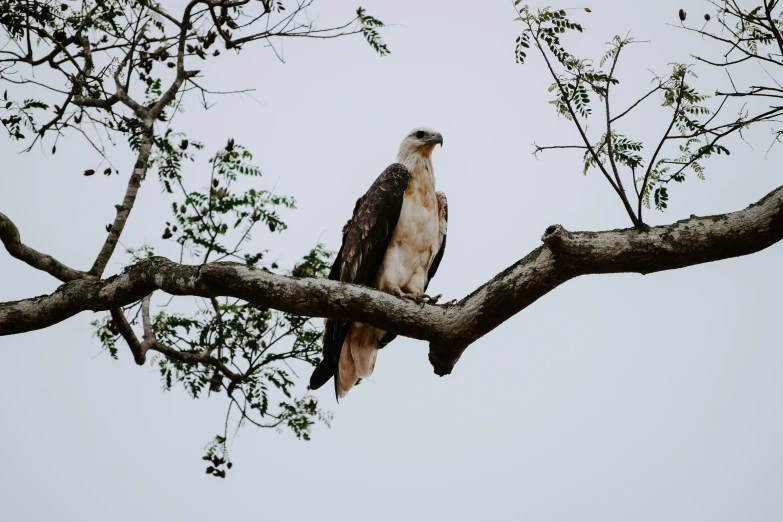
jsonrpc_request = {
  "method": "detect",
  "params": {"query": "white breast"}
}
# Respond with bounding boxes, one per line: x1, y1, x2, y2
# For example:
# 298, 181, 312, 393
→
375, 190, 440, 295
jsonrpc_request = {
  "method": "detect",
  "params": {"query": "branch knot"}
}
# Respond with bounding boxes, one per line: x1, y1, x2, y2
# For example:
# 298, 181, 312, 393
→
541, 224, 570, 251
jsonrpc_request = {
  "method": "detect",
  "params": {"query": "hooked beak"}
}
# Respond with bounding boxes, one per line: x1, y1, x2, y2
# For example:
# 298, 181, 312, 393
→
426, 132, 444, 147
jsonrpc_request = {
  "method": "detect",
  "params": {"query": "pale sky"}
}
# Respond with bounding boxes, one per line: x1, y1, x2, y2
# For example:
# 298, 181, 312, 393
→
2, 0, 782, 520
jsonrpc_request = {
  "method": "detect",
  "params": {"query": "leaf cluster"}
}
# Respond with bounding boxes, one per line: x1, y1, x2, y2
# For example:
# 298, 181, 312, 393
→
92, 139, 336, 470
514, 4, 774, 224
357, 7, 390, 56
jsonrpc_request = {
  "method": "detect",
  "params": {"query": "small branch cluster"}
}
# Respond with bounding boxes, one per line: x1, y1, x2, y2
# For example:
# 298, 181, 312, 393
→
517, 2, 783, 228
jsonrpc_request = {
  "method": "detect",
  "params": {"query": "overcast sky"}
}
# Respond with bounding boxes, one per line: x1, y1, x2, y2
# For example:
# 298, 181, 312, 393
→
2, 0, 783, 520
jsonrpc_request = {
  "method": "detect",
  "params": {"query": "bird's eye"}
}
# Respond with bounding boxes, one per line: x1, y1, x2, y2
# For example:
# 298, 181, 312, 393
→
415, 130, 425, 139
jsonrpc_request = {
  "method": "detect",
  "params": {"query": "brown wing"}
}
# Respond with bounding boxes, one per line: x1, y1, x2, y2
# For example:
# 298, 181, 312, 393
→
309, 163, 410, 395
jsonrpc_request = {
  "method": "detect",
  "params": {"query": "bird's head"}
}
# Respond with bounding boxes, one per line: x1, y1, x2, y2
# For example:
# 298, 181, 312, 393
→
398, 127, 443, 159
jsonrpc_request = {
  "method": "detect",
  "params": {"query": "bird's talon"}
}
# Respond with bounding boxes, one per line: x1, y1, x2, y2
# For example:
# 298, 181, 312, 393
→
394, 289, 426, 303
416, 294, 441, 305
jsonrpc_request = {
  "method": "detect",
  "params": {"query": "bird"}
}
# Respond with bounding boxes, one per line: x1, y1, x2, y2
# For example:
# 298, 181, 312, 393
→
309, 127, 448, 399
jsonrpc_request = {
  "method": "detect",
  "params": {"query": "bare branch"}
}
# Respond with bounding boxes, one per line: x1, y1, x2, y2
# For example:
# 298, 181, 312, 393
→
694, 54, 753, 67
0, 212, 91, 282
533, 143, 588, 155
603, 40, 633, 219
682, 24, 783, 67
610, 84, 662, 123
764, 0, 783, 59
88, 132, 154, 277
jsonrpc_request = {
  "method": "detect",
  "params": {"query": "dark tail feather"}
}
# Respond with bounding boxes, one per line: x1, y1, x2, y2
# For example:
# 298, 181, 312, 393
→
309, 359, 333, 391
310, 318, 350, 401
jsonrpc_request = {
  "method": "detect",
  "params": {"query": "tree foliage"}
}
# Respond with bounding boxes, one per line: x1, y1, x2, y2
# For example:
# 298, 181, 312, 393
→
0, 0, 388, 477
520, 1, 782, 226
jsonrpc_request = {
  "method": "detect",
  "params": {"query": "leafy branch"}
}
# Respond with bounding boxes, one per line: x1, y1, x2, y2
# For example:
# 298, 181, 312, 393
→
1, 0, 390, 477
91, 139, 336, 477
514, 1, 782, 228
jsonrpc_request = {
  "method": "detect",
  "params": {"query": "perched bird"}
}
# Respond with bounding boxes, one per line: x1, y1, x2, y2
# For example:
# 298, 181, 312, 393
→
309, 128, 448, 398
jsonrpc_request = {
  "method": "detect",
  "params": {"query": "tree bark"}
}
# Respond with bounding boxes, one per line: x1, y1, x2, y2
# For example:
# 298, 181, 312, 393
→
2, 184, 782, 376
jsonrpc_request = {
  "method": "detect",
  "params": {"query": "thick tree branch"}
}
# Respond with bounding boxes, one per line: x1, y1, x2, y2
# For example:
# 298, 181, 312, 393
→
3, 184, 783, 376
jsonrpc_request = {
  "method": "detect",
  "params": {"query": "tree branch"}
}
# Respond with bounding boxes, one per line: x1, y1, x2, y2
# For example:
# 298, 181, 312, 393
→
603, 41, 634, 220
110, 307, 146, 364
0, 212, 91, 282
638, 78, 685, 222
108, 296, 243, 379
763, 0, 783, 60
681, 24, 783, 67
88, 132, 154, 277
609, 84, 661, 123
3, 183, 783, 377
533, 143, 588, 155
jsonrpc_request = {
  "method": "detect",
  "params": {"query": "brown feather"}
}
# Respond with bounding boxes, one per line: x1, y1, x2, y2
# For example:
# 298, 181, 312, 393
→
308, 163, 410, 395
